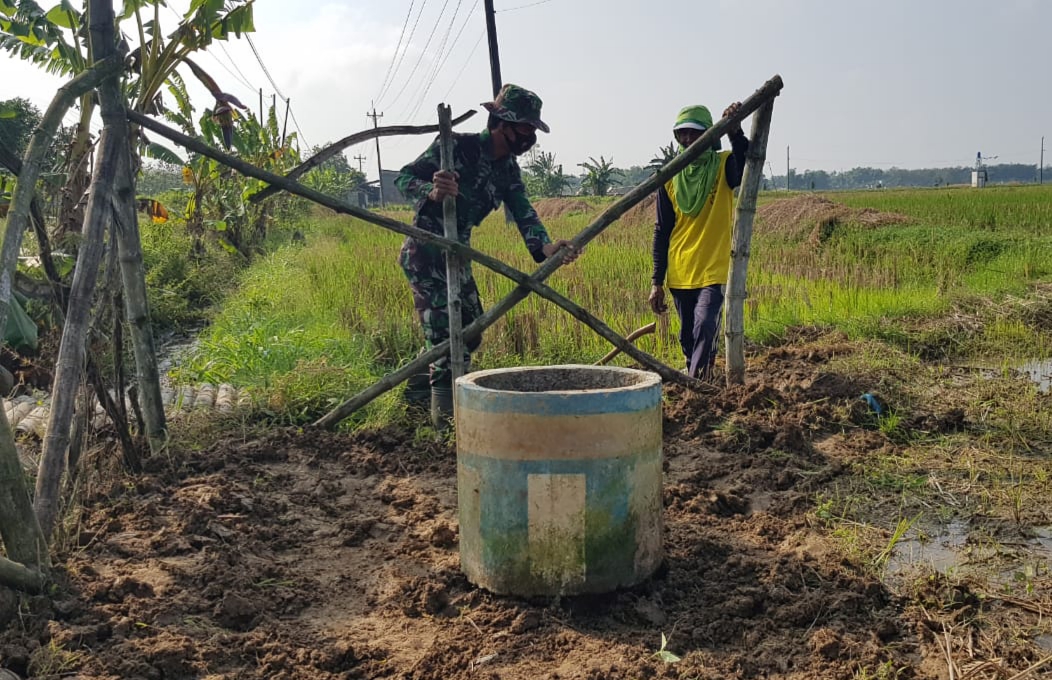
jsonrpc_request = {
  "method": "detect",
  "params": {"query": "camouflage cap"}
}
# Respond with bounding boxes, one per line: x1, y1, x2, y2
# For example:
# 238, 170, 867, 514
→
482, 84, 550, 133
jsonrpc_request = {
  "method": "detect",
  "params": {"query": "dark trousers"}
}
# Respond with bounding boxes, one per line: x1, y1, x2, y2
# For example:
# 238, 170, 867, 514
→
400, 238, 483, 387
670, 285, 725, 379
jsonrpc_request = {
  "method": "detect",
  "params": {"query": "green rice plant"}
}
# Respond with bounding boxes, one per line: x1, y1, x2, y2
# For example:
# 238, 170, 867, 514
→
874, 514, 921, 573
174, 184, 1052, 426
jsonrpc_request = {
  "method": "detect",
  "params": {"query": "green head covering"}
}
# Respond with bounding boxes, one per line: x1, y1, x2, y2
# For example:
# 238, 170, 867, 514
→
482, 84, 550, 133
672, 105, 722, 217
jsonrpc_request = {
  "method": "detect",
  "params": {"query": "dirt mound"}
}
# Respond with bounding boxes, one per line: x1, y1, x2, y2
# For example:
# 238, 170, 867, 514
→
532, 198, 597, 221
2, 336, 1037, 679
757, 194, 910, 244
622, 191, 657, 226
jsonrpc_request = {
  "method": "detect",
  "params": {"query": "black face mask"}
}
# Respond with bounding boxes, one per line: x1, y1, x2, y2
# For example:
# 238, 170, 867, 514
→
505, 126, 537, 156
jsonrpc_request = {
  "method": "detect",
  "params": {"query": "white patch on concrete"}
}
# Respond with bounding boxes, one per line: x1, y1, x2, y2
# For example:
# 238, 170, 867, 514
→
631, 454, 665, 577
528, 473, 586, 591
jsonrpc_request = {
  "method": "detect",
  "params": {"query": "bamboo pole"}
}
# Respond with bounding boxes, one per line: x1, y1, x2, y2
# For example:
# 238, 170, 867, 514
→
131, 109, 698, 395
129, 74, 783, 428
35, 0, 125, 538
438, 104, 465, 383
0, 147, 65, 300
725, 99, 776, 385
248, 110, 477, 204
112, 142, 167, 452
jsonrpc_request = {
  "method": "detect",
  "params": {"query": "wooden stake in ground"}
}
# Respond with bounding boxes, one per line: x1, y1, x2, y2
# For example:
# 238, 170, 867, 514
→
36, 0, 125, 538
112, 143, 167, 452
725, 98, 776, 385
438, 104, 465, 383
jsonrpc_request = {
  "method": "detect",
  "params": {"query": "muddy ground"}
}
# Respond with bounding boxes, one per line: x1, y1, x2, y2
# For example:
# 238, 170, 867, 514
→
1, 334, 1050, 679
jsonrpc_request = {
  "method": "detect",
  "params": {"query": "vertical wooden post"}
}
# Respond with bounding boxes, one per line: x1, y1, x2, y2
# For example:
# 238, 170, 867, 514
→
113, 145, 167, 453
725, 99, 776, 386
438, 104, 464, 383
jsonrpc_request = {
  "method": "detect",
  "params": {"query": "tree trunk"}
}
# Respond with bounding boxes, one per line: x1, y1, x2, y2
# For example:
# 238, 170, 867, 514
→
725, 99, 776, 386
112, 143, 167, 453
35, 0, 126, 539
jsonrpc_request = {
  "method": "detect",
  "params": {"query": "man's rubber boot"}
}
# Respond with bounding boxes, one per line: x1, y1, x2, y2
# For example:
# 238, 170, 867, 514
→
430, 385, 455, 432
404, 370, 431, 407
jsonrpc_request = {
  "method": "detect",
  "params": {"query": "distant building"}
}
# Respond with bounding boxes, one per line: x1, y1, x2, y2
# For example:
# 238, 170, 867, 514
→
380, 169, 409, 205
355, 170, 410, 207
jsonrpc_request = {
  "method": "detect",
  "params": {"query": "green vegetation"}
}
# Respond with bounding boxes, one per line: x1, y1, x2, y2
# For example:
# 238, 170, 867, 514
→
168, 185, 1052, 426
751, 185, 1052, 354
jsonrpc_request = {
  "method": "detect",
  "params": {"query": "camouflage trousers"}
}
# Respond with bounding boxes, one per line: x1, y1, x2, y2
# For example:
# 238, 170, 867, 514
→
400, 238, 483, 387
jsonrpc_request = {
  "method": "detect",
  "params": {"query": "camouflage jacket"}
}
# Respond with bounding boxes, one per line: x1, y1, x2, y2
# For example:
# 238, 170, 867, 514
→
395, 129, 552, 262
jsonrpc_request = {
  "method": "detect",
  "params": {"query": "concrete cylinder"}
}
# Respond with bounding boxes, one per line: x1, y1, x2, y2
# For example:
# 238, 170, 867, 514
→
455, 365, 663, 596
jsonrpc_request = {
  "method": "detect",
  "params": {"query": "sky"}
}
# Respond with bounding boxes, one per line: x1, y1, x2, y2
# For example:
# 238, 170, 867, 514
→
3, 0, 1049, 182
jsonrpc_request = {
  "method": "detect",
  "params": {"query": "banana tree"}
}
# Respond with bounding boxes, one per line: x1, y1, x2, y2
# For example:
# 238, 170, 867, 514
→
165, 76, 299, 257
1, 0, 256, 236
2, 0, 256, 457
526, 149, 571, 198
578, 155, 623, 197
648, 141, 677, 173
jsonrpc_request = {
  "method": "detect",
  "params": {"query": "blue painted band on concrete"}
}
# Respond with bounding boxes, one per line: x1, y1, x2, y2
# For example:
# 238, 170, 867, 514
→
458, 451, 658, 591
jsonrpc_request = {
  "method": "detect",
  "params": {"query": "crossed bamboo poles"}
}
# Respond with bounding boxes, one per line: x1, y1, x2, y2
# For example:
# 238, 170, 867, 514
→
128, 74, 783, 430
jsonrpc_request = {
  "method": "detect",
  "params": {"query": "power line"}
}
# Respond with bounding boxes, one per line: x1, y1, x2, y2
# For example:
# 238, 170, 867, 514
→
375, 0, 416, 102
440, 30, 485, 102
246, 33, 288, 101
202, 49, 255, 92
216, 40, 258, 91
286, 106, 308, 149
242, 33, 309, 146
405, 0, 480, 122
401, 0, 466, 120
496, 0, 555, 12
377, 0, 430, 106
384, 0, 452, 112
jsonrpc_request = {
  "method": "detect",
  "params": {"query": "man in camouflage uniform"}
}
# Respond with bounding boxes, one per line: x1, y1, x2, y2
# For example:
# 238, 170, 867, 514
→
396, 84, 578, 427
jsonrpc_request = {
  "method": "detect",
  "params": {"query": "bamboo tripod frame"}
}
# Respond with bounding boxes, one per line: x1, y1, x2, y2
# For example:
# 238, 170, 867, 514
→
129, 75, 782, 430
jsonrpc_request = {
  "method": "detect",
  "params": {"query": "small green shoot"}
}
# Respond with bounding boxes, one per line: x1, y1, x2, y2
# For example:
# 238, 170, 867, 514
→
652, 632, 681, 664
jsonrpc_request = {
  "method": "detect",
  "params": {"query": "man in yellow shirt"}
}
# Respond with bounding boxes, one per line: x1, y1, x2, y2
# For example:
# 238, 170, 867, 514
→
648, 103, 748, 379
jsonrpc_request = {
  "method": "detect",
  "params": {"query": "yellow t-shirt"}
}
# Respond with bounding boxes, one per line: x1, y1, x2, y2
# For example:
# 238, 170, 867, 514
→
665, 150, 734, 290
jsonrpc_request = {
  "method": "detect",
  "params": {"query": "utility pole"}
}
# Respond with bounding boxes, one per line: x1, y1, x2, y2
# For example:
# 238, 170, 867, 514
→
786, 145, 790, 191
1041, 136, 1045, 184
484, 0, 502, 98
367, 104, 386, 207
353, 154, 366, 173
281, 98, 290, 146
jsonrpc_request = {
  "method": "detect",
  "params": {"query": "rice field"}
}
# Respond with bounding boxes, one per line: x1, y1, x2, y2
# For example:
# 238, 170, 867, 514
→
172, 184, 1052, 424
